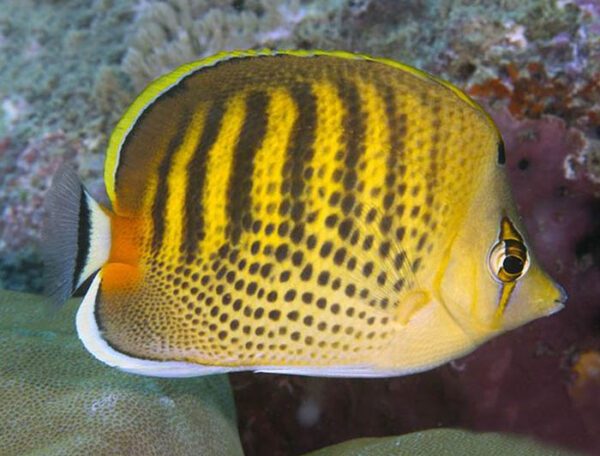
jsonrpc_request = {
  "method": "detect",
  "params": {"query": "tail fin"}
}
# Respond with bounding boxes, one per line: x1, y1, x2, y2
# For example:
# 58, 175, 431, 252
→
42, 165, 111, 307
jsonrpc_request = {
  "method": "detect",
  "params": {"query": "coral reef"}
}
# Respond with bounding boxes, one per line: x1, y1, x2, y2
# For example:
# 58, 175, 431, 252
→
0, 0, 134, 146
0, 289, 244, 456
122, 0, 310, 90
122, 0, 592, 92
304, 429, 579, 456
569, 351, 600, 438
469, 66, 599, 182
469, 63, 599, 127
0, 133, 80, 291
0, 0, 136, 290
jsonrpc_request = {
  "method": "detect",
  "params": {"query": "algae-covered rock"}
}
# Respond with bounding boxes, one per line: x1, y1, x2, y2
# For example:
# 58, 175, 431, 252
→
304, 429, 581, 456
0, 289, 243, 456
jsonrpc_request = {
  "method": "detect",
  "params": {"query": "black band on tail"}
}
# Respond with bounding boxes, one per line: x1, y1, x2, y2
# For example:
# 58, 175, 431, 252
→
42, 165, 91, 308
73, 187, 91, 292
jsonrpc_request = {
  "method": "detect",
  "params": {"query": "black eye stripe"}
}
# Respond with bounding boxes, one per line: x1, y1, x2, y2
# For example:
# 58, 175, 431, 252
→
503, 239, 527, 263
490, 216, 530, 283
489, 240, 528, 283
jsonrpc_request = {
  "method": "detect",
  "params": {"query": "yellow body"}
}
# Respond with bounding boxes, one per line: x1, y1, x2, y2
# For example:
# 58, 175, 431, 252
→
80, 50, 564, 376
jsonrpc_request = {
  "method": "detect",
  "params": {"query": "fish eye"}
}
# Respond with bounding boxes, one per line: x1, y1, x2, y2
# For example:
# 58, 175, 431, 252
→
503, 255, 524, 274
488, 240, 529, 283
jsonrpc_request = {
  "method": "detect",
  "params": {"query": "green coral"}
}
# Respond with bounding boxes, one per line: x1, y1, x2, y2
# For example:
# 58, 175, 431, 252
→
0, 247, 43, 292
0, 289, 243, 456
305, 430, 582, 456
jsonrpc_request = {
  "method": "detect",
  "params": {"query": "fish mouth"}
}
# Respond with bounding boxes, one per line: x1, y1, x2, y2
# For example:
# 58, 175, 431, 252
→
549, 282, 568, 315
556, 281, 568, 304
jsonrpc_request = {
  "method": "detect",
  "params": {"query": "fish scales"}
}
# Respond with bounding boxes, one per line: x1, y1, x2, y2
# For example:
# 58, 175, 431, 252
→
109, 56, 488, 363
44, 50, 565, 377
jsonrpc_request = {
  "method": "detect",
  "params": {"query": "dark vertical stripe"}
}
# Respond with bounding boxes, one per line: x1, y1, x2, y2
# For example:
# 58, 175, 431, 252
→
379, 81, 408, 250
73, 187, 90, 290
94, 283, 104, 331
183, 99, 226, 261
151, 109, 189, 253
426, 100, 442, 216
281, 83, 317, 220
339, 80, 366, 193
227, 91, 269, 244
380, 83, 407, 196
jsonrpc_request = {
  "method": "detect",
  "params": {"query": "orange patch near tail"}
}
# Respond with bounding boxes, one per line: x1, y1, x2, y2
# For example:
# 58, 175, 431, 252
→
102, 215, 144, 294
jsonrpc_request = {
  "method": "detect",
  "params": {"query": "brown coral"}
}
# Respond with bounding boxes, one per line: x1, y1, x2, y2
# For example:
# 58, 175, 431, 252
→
469, 62, 600, 127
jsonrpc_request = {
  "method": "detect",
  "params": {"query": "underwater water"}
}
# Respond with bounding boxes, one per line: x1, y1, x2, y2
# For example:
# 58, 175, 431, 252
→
0, 0, 599, 455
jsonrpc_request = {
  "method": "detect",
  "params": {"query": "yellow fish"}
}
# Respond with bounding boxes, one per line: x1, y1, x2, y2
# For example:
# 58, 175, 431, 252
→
43, 50, 566, 377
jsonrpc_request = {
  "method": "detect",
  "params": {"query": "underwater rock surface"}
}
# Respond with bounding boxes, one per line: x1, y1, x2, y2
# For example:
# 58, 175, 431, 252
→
0, 290, 243, 456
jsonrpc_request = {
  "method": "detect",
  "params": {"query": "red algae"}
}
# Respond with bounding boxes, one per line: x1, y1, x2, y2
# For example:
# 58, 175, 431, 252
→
468, 63, 599, 128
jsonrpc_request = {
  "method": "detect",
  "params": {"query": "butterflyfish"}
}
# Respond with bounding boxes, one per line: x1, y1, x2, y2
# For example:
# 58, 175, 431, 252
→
43, 50, 566, 378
